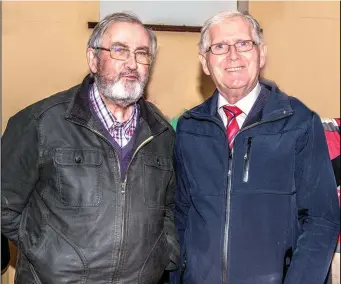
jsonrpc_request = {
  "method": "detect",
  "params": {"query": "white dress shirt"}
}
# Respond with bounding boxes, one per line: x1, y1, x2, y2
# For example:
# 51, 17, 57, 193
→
218, 82, 261, 128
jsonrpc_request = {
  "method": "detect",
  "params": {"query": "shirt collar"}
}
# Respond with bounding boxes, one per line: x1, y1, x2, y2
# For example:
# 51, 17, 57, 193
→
218, 82, 261, 116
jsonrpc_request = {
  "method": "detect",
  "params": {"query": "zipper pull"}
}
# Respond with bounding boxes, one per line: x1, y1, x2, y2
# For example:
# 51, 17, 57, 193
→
121, 181, 126, 194
180, 259, 187, 284
181, 259, 187, 272
229, 147, 233, 159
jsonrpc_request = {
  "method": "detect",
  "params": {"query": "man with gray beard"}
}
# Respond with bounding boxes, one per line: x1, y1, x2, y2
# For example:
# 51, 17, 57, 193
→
1, 12, 179, 284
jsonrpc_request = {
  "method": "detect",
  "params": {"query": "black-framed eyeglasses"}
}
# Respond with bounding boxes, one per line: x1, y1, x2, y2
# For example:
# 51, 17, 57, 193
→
206, 40, 257, 55
93, 45, 152, 65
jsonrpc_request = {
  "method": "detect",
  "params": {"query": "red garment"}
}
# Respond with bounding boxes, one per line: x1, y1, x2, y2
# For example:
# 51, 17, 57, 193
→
223, 106, 242, 149
322, 118, 340, 250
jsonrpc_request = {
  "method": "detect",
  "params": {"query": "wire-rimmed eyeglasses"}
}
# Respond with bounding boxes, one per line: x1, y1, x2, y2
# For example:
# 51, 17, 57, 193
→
206, 40, 257, 55
92, 45, 152, 65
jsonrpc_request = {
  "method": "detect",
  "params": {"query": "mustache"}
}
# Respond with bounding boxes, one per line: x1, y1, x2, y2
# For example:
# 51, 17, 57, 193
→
118, 70, 140, 81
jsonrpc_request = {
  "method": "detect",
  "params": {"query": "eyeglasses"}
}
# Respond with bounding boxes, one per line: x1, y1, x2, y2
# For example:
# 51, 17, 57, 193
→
93, 45, 152, 65
207, 40, 257, 55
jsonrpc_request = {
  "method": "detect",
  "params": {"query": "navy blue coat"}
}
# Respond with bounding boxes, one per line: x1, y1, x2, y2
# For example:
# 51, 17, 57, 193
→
171, 80, 340, 284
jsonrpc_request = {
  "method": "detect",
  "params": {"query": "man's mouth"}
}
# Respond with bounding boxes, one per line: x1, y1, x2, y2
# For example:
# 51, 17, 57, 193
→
120, 72, 139, 80
225, 66, 245, 72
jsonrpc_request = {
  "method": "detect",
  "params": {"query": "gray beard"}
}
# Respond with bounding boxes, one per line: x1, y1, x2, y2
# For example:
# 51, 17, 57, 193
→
94, 73, 148, 108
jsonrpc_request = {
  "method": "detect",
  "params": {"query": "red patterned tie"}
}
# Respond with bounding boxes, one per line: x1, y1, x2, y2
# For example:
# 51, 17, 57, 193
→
223, 106, 243, 149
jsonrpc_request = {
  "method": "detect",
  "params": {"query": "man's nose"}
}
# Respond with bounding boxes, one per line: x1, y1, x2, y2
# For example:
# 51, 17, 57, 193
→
125, 53, 138, 69
227, 46, 240, 61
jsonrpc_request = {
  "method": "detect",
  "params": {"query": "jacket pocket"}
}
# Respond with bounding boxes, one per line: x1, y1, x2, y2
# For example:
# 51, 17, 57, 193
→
25, 223, 88, 284
235, 133, 296, 194
54, 148, 103, 207
143, 154, 172, 209
139, 232, 169, 284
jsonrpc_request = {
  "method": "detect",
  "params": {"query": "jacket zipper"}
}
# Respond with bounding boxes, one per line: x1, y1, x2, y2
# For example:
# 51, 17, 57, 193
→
184, 110, 293, 284
65, 119, 155, 283
222, 150, 233, 284
87, 130, 153, 284
242, 137, 252, 183
180, 258, 187, 284
180, 222, 189, 283
113, 136, 153, 283
222, 111, 294, 284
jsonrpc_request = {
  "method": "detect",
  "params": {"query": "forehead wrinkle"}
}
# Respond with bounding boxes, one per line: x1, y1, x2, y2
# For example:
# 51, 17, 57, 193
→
103, 22, 151, 47
209, 17, 253, 44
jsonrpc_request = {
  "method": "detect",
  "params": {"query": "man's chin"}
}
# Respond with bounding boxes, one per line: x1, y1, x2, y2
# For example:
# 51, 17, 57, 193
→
104, 94, 143, 108
98, 78, 145, 107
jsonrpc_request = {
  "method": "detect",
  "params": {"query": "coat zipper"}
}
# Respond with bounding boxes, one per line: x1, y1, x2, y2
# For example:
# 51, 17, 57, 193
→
65, 119, 155, 283
180, 258, 187, 284
184, 110, 293, 284
221, 111, 293, 284
242, 137, 252, 183
180, 222, 189, 283
222, 150, 233, 284
113, 136, 153, 283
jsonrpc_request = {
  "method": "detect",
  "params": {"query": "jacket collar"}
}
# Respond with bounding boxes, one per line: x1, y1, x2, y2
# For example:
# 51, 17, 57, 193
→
65, 74, 167, 136
185, 78, 294, 123
66, 74, 93, 124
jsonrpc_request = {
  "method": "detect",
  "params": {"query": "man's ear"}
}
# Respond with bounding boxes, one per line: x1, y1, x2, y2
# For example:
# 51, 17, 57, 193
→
199, 53, 210, 76
259, 43, 267, 69
87, 48, 98, 74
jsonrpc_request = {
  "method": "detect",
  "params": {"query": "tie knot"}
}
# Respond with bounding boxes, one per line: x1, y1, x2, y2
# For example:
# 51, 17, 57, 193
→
223, 105, 243, 119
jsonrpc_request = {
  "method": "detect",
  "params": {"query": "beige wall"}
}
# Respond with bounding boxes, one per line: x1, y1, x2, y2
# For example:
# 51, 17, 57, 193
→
1, 1, 99, 131
146, 31, 214, 119
250, 1, 340, 117
1, 1, 340, 283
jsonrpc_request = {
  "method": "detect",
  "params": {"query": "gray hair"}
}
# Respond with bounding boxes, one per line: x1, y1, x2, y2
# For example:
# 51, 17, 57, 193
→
87, 12, 157, 60
199, 11, 264, 53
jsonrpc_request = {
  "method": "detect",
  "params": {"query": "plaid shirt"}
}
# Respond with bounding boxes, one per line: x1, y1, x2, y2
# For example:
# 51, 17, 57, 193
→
89, 84, 138, 148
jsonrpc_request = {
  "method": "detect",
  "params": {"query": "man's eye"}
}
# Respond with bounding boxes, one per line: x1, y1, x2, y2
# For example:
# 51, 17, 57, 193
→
136, 51, 148, 56
112, 46, 126, 53
238, 41, 249, 46
215, 43, 225, 49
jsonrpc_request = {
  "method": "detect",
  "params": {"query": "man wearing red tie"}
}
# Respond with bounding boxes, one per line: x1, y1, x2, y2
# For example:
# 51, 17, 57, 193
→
171, 10, 339, 284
